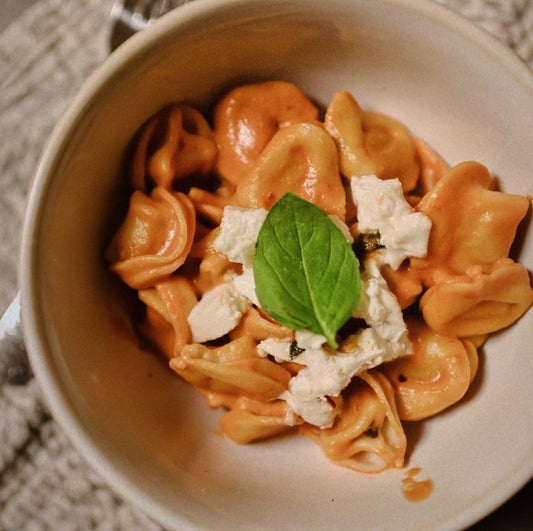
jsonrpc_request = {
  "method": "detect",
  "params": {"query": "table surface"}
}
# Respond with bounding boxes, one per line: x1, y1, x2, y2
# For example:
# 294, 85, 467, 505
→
0, 0, 531, 529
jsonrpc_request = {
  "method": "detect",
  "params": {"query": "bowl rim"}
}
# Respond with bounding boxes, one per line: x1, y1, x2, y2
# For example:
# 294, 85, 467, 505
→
19, 0, 533, 529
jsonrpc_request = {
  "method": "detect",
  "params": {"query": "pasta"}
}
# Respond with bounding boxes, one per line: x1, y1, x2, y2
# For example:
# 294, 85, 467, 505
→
300, 372, 406, 473
131, 103, 217, 191
234, 122, 346, 219
324, 90, 420, 192
214, 80, 319, 184
105, 187, 196, 289
419, 258, 533, 337
379, 315, 475, 421
411, 161, 530, 284
169, 336, 292, 404
106, 81, 532, 475
219, 396, 298, 444
138, 275, 197, 359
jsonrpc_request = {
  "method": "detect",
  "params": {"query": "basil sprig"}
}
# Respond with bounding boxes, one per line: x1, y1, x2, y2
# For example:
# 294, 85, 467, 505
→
254, 193, 361, 348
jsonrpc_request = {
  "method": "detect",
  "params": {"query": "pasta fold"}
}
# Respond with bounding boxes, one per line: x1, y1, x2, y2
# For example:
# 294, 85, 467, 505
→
380, 315, 475, 421
234, 122, 346, 219
106, 187, 196, 289
214, 81, 319, 184
219, 397, 298, 444
380, 262, 424, 309
412, 161, 530, 284
187, 187, 232, 226
301, 372, 406, 473
187, 228, 241, 296
412, 137, 449, 195
131, 103, 217, 190
169, 336, 292, 403
361, 111, 420, 193
324, 91, 420, 192
229, 307, 293, 342
420, 258, 533, 337
138, 275, 197, 359
324, 91, 376, 178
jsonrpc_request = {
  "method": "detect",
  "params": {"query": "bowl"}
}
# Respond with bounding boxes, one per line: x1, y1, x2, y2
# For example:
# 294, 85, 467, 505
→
20, 0, 533, 529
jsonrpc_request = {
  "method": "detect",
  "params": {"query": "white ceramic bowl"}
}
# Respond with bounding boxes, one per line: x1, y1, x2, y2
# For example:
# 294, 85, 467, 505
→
20, 0, 533, 529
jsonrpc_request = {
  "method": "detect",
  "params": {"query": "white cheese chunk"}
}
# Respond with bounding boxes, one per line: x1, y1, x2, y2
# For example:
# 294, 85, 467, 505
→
187, 282, 250, 343
281, 387, 335, 429
257, 337, 292, 361
213, 205, 267, 308
353, 259, 412, 361
258, 258, 412, 428
213, 205, 267, 266
230, 265, 259, 307
295, 330, 327, 350
350, 175, 432, 269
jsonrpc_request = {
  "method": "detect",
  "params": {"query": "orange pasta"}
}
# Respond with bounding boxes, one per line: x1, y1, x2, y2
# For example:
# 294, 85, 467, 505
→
106, 187, 196, 289
379, 315, 474, 421
300, 372, 406, 473
214, 81, 319, 184
324, 90, 420, 192
131, 103, 217, 191
234, 122, 347, 219
106, 81, 532, 475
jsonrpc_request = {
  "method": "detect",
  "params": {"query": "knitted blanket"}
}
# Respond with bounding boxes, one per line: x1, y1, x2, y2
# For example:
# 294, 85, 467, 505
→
0, 0, 531, 528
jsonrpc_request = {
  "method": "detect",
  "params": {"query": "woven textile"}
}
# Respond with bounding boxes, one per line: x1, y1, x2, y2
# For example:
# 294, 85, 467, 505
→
0, 0, 532, 529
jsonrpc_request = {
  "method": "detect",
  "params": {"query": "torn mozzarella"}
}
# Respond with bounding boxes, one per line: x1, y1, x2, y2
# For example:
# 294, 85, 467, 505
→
353, 258, 412, 361
230, 266, 259, 306
213, 205, 267, 265
187, 282, 250, 343
351, 175, 431, 269
260, 258, 412, 428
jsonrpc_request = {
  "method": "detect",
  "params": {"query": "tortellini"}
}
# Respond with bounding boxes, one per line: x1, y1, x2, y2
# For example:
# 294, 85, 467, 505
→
106, 187, 196, 289
214, 80, 319, 184
169, 336, 292, 404
324, 90, 376, 178
138, 275, 197, 358
324, 90, 420, 192
106, 81, 532, 476
420, 258, 533, 337
234, 122, 346, 219
301, 372, 406, 473
380, 315, 476, 421
131, 103, 217, 191
219, 397, 298, 444
412, 161, 530, 283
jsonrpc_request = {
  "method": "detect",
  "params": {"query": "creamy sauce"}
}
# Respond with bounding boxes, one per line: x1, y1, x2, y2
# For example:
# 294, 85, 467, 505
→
402, 467, 434, 502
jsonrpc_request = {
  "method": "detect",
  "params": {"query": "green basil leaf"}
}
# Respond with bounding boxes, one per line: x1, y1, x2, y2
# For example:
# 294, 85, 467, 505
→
254, 193, 361, 349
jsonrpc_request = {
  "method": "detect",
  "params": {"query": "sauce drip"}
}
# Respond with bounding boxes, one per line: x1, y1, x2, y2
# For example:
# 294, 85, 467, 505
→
402, 467, 434, 502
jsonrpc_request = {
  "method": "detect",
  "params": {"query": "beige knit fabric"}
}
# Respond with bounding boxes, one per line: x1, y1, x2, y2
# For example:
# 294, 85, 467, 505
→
0, 0, 531, 529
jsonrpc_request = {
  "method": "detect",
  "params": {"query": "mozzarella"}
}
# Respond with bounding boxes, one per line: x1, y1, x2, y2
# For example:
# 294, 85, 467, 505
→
187, 282, 250, 343
258, 259, 412, 428
213, 205, 267, 265
351, 175, 431, 269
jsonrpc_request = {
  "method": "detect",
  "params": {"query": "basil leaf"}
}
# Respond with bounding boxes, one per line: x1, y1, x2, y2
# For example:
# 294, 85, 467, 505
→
254, 193, 361, 349
289, 341, 305, 360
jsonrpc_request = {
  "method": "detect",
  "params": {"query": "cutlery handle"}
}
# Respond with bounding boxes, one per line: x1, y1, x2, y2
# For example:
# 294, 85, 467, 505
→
0, 294, 21, 338
0, 294, 31, 385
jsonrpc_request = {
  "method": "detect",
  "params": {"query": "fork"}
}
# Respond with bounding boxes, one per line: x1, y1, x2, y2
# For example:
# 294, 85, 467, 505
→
109, 0, 193, 51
